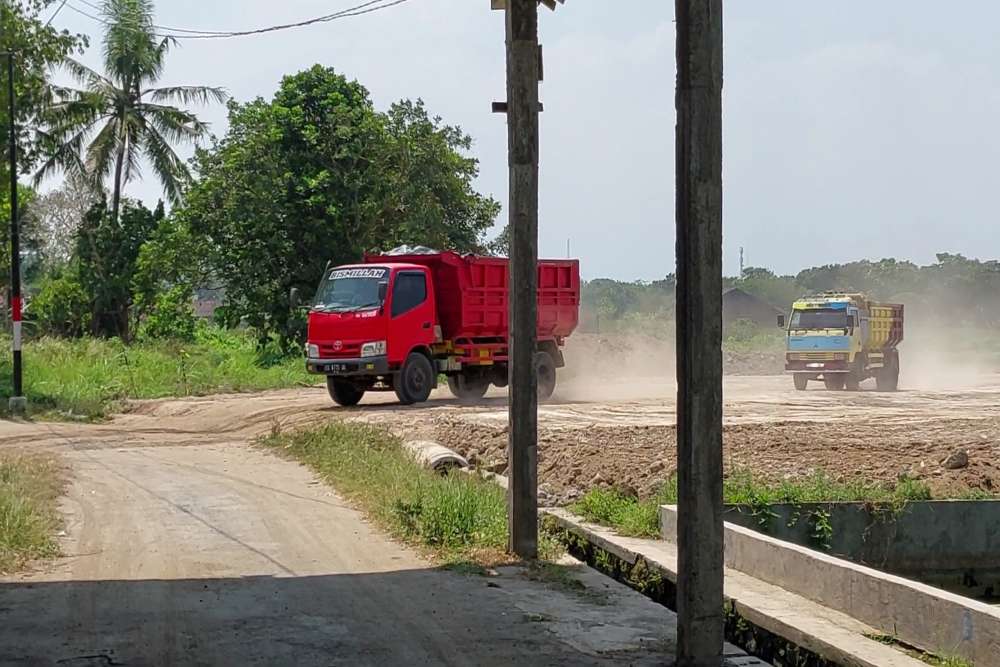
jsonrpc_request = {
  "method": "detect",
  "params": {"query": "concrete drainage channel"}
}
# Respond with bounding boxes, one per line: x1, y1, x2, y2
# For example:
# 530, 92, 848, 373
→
721, 500, 1000, 601
404, 439, 1000, 665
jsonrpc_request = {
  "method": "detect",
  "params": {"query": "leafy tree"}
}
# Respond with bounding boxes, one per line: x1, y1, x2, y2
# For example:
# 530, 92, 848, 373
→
25, 173, 103, 270
183, 65, 498, 343
0, 0, 87, 170
131, 213, 211, 328
30, 266, 92, 337
137, 284, 196, 341
0, 1, 86, 292
35, 0, 226, 223
75, 197, 163, 338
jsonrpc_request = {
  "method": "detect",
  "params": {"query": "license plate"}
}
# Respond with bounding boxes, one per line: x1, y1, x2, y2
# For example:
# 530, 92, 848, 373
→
328, 363, 350, 373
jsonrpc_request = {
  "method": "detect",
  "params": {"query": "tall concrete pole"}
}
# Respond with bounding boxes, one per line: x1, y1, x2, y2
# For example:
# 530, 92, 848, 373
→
675, 0, 724, 664
505, 0, 540, 560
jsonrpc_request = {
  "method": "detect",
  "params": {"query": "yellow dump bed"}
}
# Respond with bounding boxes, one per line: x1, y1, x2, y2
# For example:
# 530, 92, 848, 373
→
866, 302, 904, 350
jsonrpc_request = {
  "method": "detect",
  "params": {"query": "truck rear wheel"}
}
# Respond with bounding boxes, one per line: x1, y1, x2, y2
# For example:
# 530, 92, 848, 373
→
447, 374, 490, 403
536, 351, 557, 400
793, 374, 808, 391
395, 352, 435, 405
327, 377, 365, 407
823, 375, 846, 390
876, 350, 900, 392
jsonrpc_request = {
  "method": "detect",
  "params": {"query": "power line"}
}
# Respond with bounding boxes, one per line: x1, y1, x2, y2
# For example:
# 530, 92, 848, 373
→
45, 0, 71, 28
64, 0, 413, 40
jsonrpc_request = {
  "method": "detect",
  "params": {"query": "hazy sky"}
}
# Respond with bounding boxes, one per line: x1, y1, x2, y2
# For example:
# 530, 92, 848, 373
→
47, 0, 1000, 280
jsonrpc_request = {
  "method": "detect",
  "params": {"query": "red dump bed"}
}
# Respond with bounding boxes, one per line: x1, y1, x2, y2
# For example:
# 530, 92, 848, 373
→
365, 251, 580, 341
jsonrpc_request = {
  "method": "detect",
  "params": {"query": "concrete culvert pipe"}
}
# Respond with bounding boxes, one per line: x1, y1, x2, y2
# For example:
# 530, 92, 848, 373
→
402, 440, 469, 474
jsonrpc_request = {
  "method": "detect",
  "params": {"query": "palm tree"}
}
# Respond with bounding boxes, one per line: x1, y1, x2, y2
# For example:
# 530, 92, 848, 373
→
35, 0, 227, 223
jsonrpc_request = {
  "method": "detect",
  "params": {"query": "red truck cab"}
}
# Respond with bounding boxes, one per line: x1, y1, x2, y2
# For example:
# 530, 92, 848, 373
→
305, 251, 580, 407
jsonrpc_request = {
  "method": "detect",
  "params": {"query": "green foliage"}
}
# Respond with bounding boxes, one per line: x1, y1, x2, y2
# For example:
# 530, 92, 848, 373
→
182, 66, 498, 343
260, 422, 512, 560
584, 253, 1000, 336
137, 285, 196, 341
35, 0, 226, 221
0, 326, 312, 419
573, 470, 938, 538
0, 1, 87, 172
0, 452, 62, 573
29, 267, 91, 337
75, 198, 163, 339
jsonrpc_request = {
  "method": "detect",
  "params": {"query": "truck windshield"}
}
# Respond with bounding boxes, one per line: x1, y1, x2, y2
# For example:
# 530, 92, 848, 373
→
313, 267, 388, 312
789, 309, 848, 330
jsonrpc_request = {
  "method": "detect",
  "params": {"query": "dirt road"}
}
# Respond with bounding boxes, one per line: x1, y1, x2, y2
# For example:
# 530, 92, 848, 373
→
1, 372, 996, 664
0, 410, 681, 666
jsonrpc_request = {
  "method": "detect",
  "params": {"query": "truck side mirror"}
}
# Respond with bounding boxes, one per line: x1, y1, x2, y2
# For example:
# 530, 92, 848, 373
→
289, 287, 301, 309
378, 282, 388, 302
777, 314, 785, 328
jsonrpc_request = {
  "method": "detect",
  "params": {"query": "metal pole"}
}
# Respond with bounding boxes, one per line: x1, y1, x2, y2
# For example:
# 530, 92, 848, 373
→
675, 0, 724, 664
505, 0, 540, 560
7, 46, 25, 414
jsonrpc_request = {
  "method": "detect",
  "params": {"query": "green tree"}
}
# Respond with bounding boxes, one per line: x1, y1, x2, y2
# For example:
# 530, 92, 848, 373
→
75, 197, 163, 338
35, 0, 226, 223
183, 65, 498, 343
0, 1, 86, 292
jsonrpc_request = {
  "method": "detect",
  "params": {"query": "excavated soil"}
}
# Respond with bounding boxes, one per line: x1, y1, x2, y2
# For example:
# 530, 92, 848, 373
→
362, 371, 1000, 506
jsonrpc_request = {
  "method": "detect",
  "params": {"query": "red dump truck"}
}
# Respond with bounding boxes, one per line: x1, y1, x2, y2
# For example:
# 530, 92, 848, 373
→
305, 250, 580, 406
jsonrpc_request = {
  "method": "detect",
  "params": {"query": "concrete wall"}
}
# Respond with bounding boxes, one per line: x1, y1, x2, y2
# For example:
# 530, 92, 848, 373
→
662, 505, 1000, 666
722, 501, 1000, 595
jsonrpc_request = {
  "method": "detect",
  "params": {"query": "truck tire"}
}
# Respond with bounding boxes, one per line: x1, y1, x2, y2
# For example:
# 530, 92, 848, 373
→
327, 377, 365, 407
823, 375, 846, 390
395, 352, 435, 405
447, 374, 489, 403
793, 374, 808, 391
876, 350, 900, 392
536, 351, 557, 400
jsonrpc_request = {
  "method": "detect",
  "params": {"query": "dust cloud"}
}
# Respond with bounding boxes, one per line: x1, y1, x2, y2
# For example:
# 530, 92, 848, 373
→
558, 333, 676, 402
898, 319, 992, 391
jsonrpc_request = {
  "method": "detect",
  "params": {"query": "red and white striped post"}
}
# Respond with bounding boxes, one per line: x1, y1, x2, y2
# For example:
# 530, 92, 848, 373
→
7, 48, 25, 414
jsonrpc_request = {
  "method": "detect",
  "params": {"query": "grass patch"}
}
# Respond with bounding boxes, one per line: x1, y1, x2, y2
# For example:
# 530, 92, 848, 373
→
259, 421, 558, 564
0, 452, 63, 573
0, 326, 313, 420
573, 469, 936, 538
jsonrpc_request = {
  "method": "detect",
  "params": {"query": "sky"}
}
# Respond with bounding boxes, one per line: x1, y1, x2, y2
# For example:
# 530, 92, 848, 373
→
44, 0, 1000, 281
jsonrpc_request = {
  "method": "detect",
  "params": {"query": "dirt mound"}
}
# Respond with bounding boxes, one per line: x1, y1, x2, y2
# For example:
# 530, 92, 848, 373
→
430, 415, 1000, 505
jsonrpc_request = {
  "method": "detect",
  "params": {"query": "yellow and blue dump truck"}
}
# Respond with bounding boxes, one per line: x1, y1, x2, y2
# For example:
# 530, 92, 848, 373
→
781, 293, 904, 391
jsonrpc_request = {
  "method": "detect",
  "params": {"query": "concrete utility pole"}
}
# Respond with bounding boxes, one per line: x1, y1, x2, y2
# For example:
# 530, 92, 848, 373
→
675, 0, 724, 664
2, 1, 25, 415
501, 0, 541, 560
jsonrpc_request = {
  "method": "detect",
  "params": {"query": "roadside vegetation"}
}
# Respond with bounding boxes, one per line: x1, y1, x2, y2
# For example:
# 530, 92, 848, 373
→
0, 326, 312, 420
572, 469, 938, 538
0, 453, 62, 573
260, 422, 558, 565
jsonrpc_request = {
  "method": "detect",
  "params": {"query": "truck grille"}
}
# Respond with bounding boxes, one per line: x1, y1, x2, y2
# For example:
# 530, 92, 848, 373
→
319, 342, 362, 358
787, 352, 846, 361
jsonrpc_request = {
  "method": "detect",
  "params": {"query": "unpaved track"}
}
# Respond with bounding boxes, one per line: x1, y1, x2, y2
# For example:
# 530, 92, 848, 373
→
1, 374, 997, 664
0, 401, 675, 666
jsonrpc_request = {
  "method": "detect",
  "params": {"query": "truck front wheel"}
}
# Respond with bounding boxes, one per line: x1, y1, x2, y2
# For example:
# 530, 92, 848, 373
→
395, 352, 435, 405
793, 374, 809, 391
327, 377, 365, 407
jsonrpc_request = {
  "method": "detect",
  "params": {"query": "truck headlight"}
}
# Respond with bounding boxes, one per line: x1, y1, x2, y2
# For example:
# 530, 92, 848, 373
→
360, 340, 386, 358
306, 343, 319, 358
